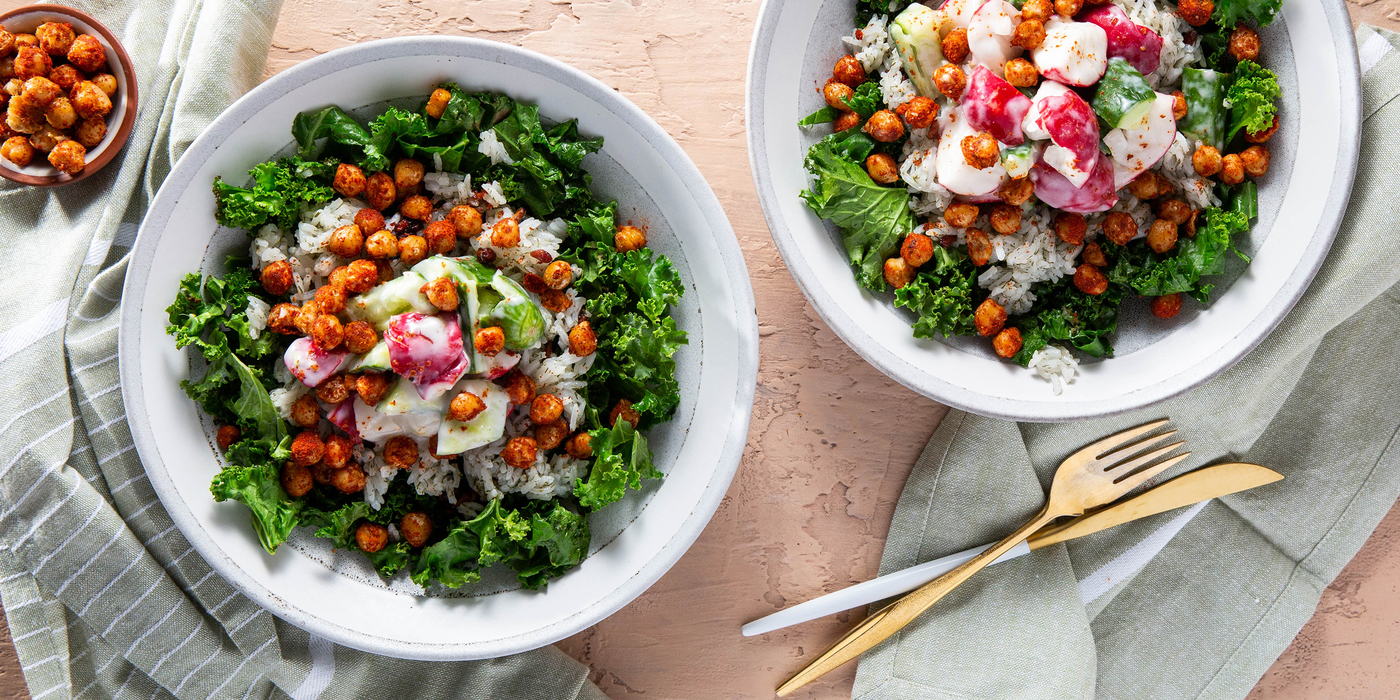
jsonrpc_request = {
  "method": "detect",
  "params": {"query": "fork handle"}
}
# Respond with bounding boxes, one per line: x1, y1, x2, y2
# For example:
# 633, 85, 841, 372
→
776, 506, 1059, 697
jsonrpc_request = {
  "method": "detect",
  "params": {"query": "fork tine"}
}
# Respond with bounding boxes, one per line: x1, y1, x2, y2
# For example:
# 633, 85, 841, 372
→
1099, 430, 1179, 469
1112, 451, 1191, 491
1082, 419, 1171, 458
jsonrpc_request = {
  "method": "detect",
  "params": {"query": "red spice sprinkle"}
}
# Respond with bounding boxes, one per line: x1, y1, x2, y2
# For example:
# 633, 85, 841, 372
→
521, 273, 548, 294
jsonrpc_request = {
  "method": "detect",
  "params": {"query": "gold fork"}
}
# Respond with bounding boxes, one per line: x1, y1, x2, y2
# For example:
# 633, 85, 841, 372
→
776, 419, 1189, 696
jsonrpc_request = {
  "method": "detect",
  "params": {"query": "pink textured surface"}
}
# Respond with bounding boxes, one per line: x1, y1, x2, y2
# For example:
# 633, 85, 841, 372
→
0, 1, 1397, 698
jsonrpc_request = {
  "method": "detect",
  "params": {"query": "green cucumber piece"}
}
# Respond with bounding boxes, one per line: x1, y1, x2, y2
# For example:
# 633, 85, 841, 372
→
435, 380, 510, 454
1092, 58, 1156, 130
489, 271, 547, 351
349, 340, 391, 372
346, 271, 434, 330
1181, 67, 1229, 150
891, 4, 948, 99
410, 256, 495, 287
378, 376, 449, 416
1000, 143, 1035, 179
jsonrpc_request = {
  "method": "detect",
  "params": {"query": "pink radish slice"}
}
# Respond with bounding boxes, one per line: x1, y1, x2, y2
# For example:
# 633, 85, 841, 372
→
1032, 17, 1108, 87
284, 336, 349, 388
1105, 91, 1178, 188
327, 399, 360, 444
1032, 153, 1118, 213
967, 0, 1019, 75
1036, 90, 1100, 186
1021, 80, 1072, 141
1079, 4, 1163, 76
963, 65, 1033, 145
477, 350, 521, 380
384, 312, 469, 400
935, 107, 1008, 196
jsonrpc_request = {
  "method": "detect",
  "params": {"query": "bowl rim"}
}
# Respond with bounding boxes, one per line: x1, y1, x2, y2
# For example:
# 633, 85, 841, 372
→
119, 35, 759, 658
743, 0, 1362, 422
0, 4, 139, 188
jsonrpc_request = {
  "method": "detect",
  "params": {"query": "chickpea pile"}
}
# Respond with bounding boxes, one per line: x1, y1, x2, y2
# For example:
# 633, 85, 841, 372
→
1, 22, 119, 175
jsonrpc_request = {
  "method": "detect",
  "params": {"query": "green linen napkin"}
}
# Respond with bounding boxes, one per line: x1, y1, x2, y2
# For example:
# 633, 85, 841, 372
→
852, 26, 1400, 700
0, 2, 605, 698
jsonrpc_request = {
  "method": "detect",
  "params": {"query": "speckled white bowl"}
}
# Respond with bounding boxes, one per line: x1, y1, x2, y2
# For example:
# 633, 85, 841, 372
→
747, 0, 1360, 421
120, 37, 757, 660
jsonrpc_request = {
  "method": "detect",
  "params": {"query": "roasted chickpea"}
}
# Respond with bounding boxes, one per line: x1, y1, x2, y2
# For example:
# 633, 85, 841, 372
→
973, 298, 1007, 337
1151, 293, 1183, 319
823, 80, 855, 111
3, 78, 18, 97
288, 393, 320, 427
491, 217, 521, 248
1082, 241, 1108, 267
393, 158, 425, 192
610, 399, 641, 429
345, 259, 380, 293
0, 29, 12, 58
423, 277, 459, 311
1241, 145, 1270, 177
1074, 263, 1109, 295
327, 464, 364, 495
355, 521, 388, 552
536, 420, 569, 451
1220, 153, 1245, 185
260, 260, 294, 296
294, 301, 322, 336
35, 23, 74, 56
864, 109, 905, 143
24, 76, 61, 105
420, 221, 454, 256
426, 87, 452, 119
532, 262, 567, 292
1127, 172, 1163, 200
1229, 25, 1261, 62
374, 259, 395, 283
356, 372, 390, 406
383, 435, 419, 469
67, 35, 107, 74
1055, 0, 1083, 16
13, 34, 36, 50
216, 425, 241, 449
569, 319, 598, 357
944, 202, 980, 228
833, 111, 863, 132
267, 303, 300, 335
614, 224, 647, 252
61, 114, 99, 148
14, 46, 51, 81
520, 271, 549, 295
865, 153, 899, 184
528, 394, 565, 425
291, 431, 325, 467
323, 224, 362, 258
1184, 208, 1201, 238
540, 289, 572, 314
318, 374, 354, 406
1022, 0, 1053, 22
565, 432, 593, 459
902, 96, 938, 130
966, 229, 994, 266
365, 171, 396, 210
503, 371, 537, 406
1171, 90, 1188, 120
1004, 58, 1039, 88
351, 210, 385, 238
0, 135, 33, 166
1012, 19, 1047, 50
28, 124, 67, 153
1192, 144, 1223, 177
961, 132, 999, 170
1156, 198, 1191, 225
399, 195, 433, 221
89, 72, 116, 96
1178, 0, 1213, 26
832, 55, 865, 87
993, 327, 1023, 358
989, 204, 1022, 235
502, 437, 539, 469
1054, 212, 1087, 245
362, 230, 399, 260
941, 28, 971, 64
882, 257, 914, 289
446, 391, 486, 423
43, 96, 75, 129
6, 93, 44, 134
1245, 114, 1279, 144
1147, 218, 1178, 253
475, 327, 505, 357
312, 315, 345, 350
1102, 211, 1137, 245
447, 205, 483, 239
324, 434, 352, 470
314, 283, 348, 314
401, 512, 433, 548
327, 163, 366, 199
999, 177, 1035, 206
901, 233, 934, 268
398, 235, 428, 267
281, 462, 313, 497
342, 321, 376, 355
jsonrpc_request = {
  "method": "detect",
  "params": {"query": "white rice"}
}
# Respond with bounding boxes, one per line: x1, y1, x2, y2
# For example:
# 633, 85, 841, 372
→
244, 297, 270, 338
269, 382, 310, 421
1028, 344, 1079, 395
1114, 0, 1198, 89
977, 206, 1079, 316
478, 129, 514, 166
1159, 132, 1222, 209
843, 15, 892, 73
879, 52, 917, 109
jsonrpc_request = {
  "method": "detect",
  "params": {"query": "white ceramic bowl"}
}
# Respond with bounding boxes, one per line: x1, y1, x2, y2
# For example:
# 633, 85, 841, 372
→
120, 37, 758, 660
747, 0, 1360, 421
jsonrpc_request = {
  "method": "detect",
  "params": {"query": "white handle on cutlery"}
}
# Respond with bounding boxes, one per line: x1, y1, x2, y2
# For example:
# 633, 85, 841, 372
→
740, 540, 1032, 637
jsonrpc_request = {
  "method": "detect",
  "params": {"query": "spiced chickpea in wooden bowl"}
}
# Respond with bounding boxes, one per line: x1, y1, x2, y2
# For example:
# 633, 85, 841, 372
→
0, 5, 137, 187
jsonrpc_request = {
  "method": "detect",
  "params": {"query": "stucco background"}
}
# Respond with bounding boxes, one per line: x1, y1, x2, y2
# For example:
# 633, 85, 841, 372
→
0, 0, 1397, 698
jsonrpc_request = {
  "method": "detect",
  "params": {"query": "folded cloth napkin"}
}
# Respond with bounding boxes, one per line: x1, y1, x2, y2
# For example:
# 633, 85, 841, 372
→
852, 25, 1400, 700
0, 1, 605, 698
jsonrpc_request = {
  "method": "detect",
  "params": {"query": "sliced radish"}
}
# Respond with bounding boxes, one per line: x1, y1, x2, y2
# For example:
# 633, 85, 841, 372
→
967, 0, 1020, 75
475, 349, 521, 380
1105, 91, 1178, 188
1032, 17, 1108, 87
326, 399, 360, 444
283, 337, 349, 388
941, 0, 988, 29
384, 312, 469, 400
354, 397, 404, 442
1079, 4, 1163, 76
1032, 152, 1118, 213
1021, 80, 1073, 141
935, 107, 1008, 196
1036, 89, 1100, 187
963, 66, 1033, 145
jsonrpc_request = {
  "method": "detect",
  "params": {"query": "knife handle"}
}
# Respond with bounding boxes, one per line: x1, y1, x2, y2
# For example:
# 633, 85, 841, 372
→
740, 540, 1032, 637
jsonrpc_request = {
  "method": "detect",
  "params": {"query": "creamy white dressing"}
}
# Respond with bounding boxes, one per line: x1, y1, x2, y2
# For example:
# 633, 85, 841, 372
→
1031, 17, 1109, 87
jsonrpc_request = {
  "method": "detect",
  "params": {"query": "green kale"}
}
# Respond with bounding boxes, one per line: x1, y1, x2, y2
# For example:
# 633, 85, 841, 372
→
574, 419, 663, 511
798, 106, 840, 126
1108, 207, 1250, 303
292, 105, 389, 171
366, 543, 413, 577
210, 436, 298, 554
843, 82, 884, 118
1225, 60, 1280, 142
212, 159, 335, 232
411, 521, 484, 588
1012, 283, 1124, 367
893, 247, 978, 339
800, 131, 914, 292
410, 499, 590, 590
1212, 0, 1281, 30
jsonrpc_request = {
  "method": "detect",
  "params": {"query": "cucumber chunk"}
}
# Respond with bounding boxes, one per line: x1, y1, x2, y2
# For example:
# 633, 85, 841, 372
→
349, 340, 391, 372
378, 376, 450, 416
435, 380, 510, 455
346, 271, 434, 330
489, 271, 547, 351
891, 4, 950, 99
1091, 58, 1156, 130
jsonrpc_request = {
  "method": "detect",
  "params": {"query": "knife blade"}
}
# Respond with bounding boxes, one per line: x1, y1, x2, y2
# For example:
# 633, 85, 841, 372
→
740, 463, 1281, 637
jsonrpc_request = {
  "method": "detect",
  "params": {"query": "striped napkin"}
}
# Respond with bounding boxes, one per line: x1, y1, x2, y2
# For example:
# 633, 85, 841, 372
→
0, 1, 604, 698
852, 26, 1400, 700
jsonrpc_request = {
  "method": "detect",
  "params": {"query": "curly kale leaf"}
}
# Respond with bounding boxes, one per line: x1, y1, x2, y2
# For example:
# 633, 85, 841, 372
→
843, 82, 884, 118
210, 436, 298, 554
213, 159, 335, 232
410, 499, 590, 590
292, 105, 389, 172
1108, 208, 1250, 303
574, 419, 662, 511
1212, 0, 1281, 30
1226, 60, 1280, 142
894, 247, 978, 339
1012, 283, 1124, 367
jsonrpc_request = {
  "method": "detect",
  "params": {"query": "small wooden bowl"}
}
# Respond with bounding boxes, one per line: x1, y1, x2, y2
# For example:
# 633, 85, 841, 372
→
0, 4, 139, 187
